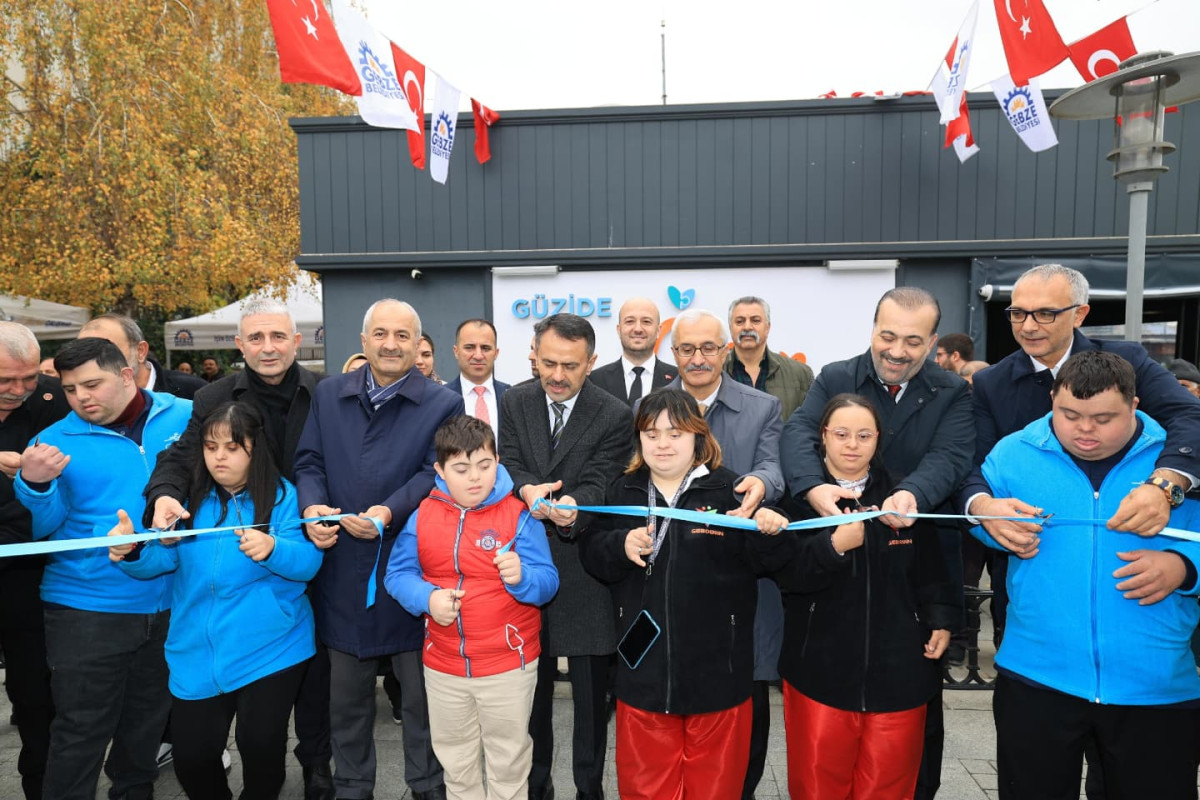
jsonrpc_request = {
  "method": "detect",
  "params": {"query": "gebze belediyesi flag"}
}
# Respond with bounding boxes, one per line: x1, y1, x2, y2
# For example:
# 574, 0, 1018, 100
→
991, 75, 1058, 153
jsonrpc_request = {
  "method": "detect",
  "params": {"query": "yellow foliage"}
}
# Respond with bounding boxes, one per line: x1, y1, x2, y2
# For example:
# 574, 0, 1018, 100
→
0, 0, 350, 316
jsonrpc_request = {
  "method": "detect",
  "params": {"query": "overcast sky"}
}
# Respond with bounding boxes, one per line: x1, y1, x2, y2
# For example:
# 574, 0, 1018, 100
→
362, 0, 1200, 111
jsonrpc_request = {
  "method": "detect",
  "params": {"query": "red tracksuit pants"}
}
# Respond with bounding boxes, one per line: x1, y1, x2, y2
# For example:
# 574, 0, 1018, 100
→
614, 697, 752, 800
783, 681, 926, 800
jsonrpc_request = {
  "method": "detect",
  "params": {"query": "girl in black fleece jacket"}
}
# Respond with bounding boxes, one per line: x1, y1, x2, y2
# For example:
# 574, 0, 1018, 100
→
776, 393, 957, 800
579, 389, 791, 800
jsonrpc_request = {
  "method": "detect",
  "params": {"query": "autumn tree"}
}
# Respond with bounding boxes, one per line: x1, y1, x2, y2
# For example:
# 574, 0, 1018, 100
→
0, 0, 350, 317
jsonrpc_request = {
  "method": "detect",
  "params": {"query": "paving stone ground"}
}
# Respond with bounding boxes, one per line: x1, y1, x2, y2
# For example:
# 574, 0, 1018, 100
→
0, 597, 1144, 798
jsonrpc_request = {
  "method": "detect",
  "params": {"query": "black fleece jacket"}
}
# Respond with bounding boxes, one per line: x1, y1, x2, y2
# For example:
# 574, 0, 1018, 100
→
579, 465, 792, 716
776, 468, 959, 713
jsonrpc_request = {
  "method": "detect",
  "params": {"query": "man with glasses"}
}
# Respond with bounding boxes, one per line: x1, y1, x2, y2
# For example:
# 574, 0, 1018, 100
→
781, 286, 971, 800
963, 263, 1200, 556
661, 308, 783, 799
961, 264, 1200, 800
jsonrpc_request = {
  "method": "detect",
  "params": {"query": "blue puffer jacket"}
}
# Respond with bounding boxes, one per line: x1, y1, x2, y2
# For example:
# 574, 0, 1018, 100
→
120, 480, 321, 700
14, 391, 192, 614
975, 411, 1200, 706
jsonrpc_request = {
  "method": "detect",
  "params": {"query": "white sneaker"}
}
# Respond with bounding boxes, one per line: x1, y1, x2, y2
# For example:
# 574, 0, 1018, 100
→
155, 743, 173, 768
222, 748, 232, 773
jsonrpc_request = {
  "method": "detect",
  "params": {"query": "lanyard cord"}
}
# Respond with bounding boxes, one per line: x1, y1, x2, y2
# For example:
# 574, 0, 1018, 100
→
645, 467, 696, 568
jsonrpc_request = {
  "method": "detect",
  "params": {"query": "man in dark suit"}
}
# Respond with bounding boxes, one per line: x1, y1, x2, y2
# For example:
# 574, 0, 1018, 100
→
79, 314, 206, 400
0, 322, 69, 800
589, 297, 674, 405
499, 313, 633, 800
445, 318, 510, 442
964, 264, 1200, 543
781, 286, 971, 800
960, 264, 1200, 800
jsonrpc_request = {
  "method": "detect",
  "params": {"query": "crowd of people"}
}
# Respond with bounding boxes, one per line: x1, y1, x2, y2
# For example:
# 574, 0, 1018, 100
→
0, 264, 1199, 800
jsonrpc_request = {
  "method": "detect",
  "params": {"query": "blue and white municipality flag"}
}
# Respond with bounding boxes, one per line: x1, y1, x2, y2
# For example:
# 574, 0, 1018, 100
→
930, 0, 978, 125
991, 75, 1058, 153
331, 0, 419, 130
428, 72, 462, 185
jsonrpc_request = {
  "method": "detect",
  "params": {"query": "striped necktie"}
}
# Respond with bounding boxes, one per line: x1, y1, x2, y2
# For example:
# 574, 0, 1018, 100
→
550, 402, 566, 449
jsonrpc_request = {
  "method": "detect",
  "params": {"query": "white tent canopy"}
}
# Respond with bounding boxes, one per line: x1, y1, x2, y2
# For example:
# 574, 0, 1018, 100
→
0, 295, 90, 340
164, 279, 324, 354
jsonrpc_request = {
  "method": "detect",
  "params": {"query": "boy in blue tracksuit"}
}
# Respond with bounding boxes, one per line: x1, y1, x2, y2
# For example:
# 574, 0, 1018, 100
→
973, 350, 1200, 800
14, 337, 191, 800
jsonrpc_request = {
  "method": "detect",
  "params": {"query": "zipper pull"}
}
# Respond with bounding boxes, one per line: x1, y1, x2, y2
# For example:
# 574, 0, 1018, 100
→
646, 561, 653, 577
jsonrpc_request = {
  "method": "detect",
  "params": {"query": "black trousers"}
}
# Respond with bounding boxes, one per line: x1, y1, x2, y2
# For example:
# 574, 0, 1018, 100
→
172, 662, 306, 800
994, 674, 1200, 800
529, 652, 608, 797
0, 563, 53, 800
292, 640, 332, 769
741, 680, 770, 799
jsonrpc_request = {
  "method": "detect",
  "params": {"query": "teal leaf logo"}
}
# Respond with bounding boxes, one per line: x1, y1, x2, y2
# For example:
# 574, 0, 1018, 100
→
667, 286, 696, 310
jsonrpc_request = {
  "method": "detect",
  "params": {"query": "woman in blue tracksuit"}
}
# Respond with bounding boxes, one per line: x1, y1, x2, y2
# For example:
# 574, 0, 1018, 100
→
109, 401, 322, 800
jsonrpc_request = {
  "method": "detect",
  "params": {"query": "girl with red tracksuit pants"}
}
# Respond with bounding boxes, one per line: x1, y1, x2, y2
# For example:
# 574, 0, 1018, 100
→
775, 394, 958, 800
578, 389, 792, 800
384, 416, 558, 800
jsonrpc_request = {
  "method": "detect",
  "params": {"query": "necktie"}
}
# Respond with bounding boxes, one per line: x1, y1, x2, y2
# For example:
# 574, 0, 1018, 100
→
698, 402, 708, 417
628, 366, 645, 404
887, 384, 901, 402
550, 402, 566, 449
473, 385, 490, 425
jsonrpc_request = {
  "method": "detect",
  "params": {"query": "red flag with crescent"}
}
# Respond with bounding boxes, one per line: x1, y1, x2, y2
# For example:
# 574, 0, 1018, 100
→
265, 0, 362, 95
390, 44, 427, 169
992, 0, 1069, 86
1068, 17, 1137, 82
471, 100, 500, 164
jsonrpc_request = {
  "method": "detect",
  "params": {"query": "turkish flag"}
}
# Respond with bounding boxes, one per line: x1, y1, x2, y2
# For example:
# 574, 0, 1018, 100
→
1068, 17, 1136, 82
992, 0, 1069, 86
471, 99, 500, 164
264, 0, 362, 95
945, 95, 979, 163
390, 44, 426, 169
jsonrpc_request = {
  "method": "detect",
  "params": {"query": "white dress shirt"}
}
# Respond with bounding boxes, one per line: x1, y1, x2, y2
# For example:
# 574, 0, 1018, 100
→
460, 376, 500, 440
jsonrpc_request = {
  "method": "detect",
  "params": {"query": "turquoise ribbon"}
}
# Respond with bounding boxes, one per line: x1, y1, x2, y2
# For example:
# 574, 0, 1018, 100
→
0, 514, 387, 607
532, 500, 1200, 544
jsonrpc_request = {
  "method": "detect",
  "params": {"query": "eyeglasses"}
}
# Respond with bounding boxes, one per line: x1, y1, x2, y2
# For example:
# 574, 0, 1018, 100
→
1004, 304, 1080, 324
824, 428, 878, 443
672, 342, 723, 358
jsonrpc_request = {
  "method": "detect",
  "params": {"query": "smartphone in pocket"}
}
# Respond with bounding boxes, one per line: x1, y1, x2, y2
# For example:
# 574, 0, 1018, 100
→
617, 609, 661, 670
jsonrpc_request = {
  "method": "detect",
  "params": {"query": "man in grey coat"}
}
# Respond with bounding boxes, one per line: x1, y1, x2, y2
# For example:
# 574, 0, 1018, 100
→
499, 313, 633, 800
660, 308, 783, 800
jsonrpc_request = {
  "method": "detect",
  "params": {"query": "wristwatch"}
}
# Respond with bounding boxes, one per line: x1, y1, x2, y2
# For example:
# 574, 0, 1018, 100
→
1145, 476, 1185, 508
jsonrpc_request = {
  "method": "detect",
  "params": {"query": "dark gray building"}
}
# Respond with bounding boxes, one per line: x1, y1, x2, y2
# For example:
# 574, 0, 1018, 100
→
292, 91, 1200, 376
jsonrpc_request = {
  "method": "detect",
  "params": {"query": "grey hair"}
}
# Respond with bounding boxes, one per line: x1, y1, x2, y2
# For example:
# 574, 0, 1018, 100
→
671, 309, 729, 346
239, 298, 297, 335
0, 321, 40, 361
1014, 264, 1090, 306
727, 296, 771, 323
362, 299, 422, 339
80, 314, 144, 369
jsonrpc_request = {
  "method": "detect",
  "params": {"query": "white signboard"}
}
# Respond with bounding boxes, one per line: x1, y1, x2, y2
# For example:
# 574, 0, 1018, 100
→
489, 266, 896, 384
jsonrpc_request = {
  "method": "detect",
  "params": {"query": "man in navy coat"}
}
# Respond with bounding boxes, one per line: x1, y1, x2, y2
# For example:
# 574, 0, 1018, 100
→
781, 286, 971, 800
963, 264, 1200, 546
295, 299, 463, 800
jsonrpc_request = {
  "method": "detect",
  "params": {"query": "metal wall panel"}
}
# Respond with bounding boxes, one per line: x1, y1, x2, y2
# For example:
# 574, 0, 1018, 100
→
292, 95, 1200, 264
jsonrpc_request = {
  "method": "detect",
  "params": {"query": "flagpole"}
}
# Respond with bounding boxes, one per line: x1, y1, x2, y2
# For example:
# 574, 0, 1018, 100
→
661, 19, 667, 105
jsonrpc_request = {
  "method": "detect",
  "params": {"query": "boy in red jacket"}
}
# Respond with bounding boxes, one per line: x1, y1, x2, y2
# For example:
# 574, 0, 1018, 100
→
385, 416, 559, 800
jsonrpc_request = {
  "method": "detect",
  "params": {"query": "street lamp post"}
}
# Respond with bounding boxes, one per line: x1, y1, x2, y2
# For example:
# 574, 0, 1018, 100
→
1049, 51, 1200, 343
